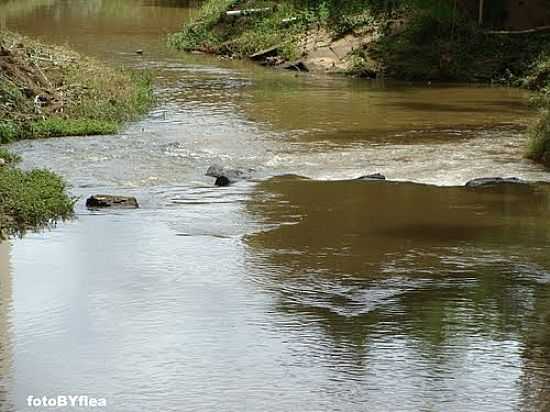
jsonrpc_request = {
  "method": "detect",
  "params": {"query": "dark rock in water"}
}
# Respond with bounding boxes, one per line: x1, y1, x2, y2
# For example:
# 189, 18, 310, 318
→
281, 60, 309, 72
135, 49, 144, 55
215, 176, 231, 187
465, 177, 527, 188
357, 173, 386, 181
206, 164, 252, 186
86, 195, 139, 209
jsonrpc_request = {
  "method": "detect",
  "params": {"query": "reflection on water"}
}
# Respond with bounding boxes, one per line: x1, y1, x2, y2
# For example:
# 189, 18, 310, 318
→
246, 77, 532, 139
1, 0, 550, 410
0, 0, 202, 61
246, 177, 550, 275
245, 177, 550, 411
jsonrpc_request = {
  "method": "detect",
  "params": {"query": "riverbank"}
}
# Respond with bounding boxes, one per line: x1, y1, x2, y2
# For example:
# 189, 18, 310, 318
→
170, 0, 550, 166
525, 57, 550, 166
0, 31, 155, 237
0, 148, 73, 239
0, 31, 153, 142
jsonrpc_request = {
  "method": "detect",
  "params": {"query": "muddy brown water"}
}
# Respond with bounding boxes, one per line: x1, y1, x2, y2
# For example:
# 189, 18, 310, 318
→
1, 1, 550, 411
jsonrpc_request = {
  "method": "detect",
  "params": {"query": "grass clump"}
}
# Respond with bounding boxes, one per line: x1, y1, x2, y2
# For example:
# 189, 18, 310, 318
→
526, 110, 550, 166
0, 31, 153, 143
0, 154, 74, 239
0, 148, 21, 166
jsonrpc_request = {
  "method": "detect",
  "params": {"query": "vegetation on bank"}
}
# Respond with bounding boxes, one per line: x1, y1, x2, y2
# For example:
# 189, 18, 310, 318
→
170, 0, 303, 59
0, 31, 153, 143
525, 56, 550, 166
0, 150, 74, 239
171, 0, 550, 166
0, 32, 154, 237
171, 0, 550, 82
169, 0, 382, 60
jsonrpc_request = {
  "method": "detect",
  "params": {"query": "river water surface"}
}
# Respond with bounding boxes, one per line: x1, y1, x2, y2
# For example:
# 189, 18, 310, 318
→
1, 1, 550, 411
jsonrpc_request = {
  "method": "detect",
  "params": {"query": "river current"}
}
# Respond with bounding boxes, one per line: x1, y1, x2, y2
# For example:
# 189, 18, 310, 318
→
1, 1, 550, 411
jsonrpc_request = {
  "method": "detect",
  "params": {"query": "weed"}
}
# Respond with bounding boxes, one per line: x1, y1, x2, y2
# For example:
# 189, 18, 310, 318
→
0, 167, 75, 239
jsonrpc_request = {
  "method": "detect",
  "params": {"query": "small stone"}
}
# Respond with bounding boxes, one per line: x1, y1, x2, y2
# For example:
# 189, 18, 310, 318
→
206, 164, 253, 187
281, 60, 309, 72
215, 176, 231, 187
465, 177, 526, 188
86, 195, 139, 209
357, 173, 386, 181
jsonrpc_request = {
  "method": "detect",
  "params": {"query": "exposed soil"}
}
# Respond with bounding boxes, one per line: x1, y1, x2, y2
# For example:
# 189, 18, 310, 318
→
0, 33, 80, 122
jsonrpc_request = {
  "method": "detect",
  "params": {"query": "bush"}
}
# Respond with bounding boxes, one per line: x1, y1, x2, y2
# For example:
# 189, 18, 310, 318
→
526, 110, 550, 166
0, 167, 74, 238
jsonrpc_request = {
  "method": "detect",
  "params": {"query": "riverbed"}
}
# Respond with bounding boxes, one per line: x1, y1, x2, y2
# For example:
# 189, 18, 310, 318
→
1, 1, 550, 411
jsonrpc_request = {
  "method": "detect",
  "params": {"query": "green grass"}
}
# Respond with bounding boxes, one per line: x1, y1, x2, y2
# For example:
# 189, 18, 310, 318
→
0, 161, 74, 239
0, 148, 21, 165
169, 0, 309, 60
526, 109, 550, 166
0, 32, 154, 143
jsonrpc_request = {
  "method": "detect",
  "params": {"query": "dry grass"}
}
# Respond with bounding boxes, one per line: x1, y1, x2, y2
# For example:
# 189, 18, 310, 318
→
0, 31, 153, 142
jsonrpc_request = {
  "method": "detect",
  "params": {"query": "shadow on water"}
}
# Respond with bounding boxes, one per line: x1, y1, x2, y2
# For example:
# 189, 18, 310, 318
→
244, 177, 550, 410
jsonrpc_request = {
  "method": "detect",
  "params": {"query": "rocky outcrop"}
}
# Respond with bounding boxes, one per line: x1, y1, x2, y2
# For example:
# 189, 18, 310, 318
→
465, 177, 527, 188
206, 165, 253, 186
86, 195, 139, 209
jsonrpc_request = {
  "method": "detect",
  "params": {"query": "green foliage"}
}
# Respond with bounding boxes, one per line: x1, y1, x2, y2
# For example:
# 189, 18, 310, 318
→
0, 167, 74, 239
366, 9, 550, 82
0, 148, 21, 165
524, 53, 550, 91
170, 0, 306, 59
0, 121, 19, 144
317, 0, 330, 25
525, 56, 550, 166
169, 0, 239, 50
526, 109, 550, 166
66, 68, 154, 124
29, 119, 119, 138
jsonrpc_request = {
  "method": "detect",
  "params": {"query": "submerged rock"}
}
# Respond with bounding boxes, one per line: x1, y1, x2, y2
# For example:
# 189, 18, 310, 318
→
281, 60, 309, 72
356, 173, 386, 181
206, 164, 252, 186
465, 177, 527, 188
86, 195, 139, 209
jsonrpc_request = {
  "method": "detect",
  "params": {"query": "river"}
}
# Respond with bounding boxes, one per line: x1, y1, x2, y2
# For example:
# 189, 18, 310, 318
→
1, 1, 550, 411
